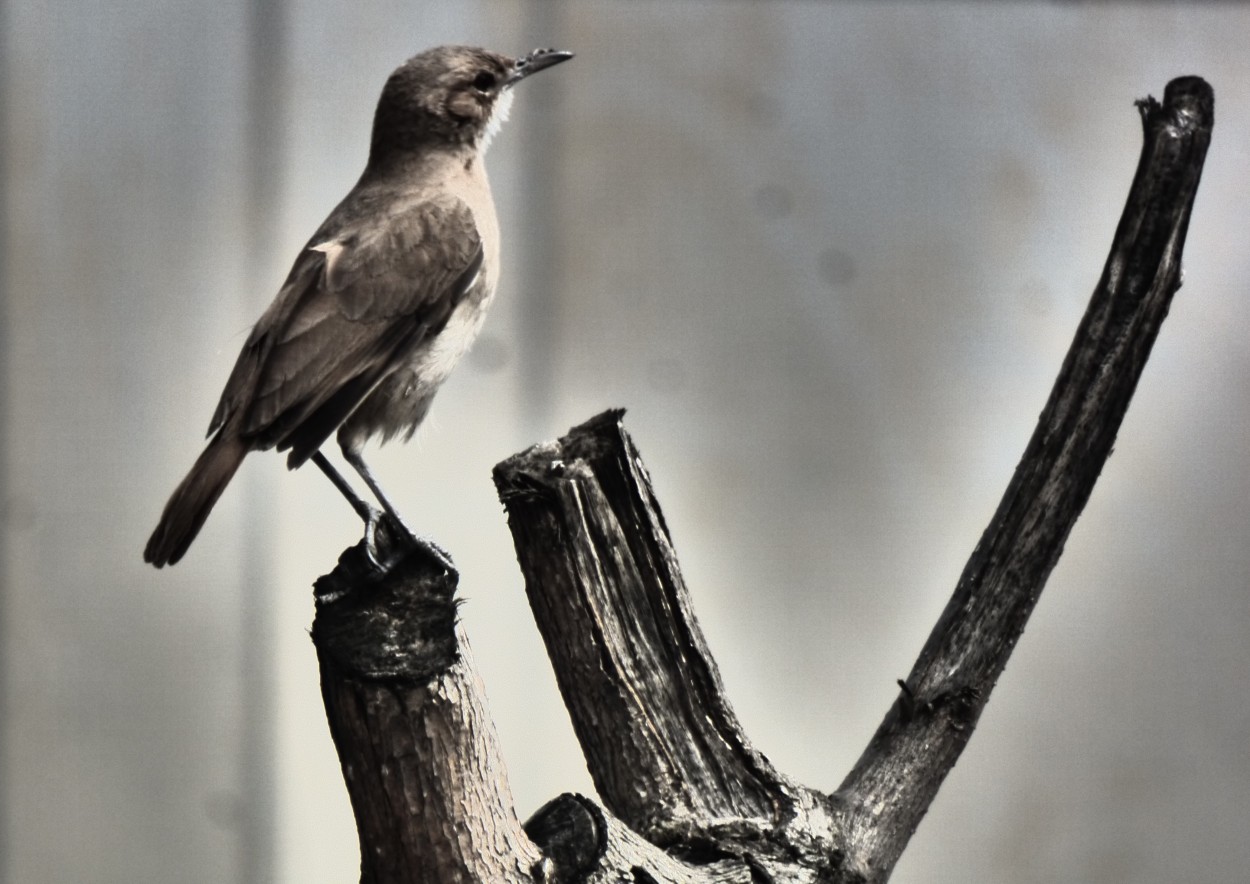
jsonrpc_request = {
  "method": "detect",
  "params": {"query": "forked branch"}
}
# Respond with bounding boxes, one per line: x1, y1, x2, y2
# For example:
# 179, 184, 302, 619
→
313, 77, 1213, 883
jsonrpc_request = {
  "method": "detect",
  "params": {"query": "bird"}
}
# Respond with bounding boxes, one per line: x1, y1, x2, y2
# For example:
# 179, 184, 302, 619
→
144, 45, 573, 568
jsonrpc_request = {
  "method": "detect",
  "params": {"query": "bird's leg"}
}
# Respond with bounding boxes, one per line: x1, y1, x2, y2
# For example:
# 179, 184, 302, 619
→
312, 451, 377, 523
342, 447, 407, 529
312, 450, 401, 571
342, 447, 456, 573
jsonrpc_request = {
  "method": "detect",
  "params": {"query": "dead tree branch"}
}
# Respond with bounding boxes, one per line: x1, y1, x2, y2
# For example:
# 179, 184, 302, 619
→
312, 529, 542, 884
311, 76, 1213, 883
833, 75, 1214, 877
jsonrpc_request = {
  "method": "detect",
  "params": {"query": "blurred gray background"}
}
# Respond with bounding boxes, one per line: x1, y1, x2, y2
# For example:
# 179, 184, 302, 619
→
3, 2, 1248, 882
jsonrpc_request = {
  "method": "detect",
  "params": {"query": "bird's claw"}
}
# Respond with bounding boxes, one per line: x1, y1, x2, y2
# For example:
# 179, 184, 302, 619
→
361, 506, 456, 576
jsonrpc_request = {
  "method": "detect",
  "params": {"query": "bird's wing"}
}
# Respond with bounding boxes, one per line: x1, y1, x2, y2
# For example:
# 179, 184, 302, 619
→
207, 196, 483, 458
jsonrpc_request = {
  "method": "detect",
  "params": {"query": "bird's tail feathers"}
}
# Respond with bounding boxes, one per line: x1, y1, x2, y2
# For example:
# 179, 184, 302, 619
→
144, 432, 248, 568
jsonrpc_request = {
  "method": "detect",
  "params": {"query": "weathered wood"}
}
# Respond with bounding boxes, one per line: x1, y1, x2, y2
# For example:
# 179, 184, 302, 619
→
525, 793, 757, 883
494, 412, 844, 878
312, 524, 542, 884
832, 76, 1214, 879
493, 412, 791, 832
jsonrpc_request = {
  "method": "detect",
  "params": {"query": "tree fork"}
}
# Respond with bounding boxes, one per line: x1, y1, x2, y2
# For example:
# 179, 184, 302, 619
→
311, 77, 1213, 883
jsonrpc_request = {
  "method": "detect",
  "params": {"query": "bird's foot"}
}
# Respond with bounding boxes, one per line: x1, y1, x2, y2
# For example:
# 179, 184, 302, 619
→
364, 507, 456, 575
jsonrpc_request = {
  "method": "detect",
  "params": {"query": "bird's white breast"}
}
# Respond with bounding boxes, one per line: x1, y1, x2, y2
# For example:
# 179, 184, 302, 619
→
408, 281, 494, 397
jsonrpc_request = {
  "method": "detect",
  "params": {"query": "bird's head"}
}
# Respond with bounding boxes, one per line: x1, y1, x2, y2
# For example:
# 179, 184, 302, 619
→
369, 45, 573, 165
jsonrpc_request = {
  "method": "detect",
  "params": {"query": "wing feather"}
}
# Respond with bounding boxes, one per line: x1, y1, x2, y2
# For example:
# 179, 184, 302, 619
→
207, 194, 483, 458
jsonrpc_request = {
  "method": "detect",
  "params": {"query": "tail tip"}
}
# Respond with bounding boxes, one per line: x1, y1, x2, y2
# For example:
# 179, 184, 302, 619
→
143, 531, 177, 569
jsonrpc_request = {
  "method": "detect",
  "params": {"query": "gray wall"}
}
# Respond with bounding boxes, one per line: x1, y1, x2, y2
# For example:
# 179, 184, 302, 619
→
3, 3, 1249, 882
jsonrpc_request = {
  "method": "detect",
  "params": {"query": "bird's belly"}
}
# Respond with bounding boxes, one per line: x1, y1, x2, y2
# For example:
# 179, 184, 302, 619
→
337, 289, 494, 451
408, 290, 492, 393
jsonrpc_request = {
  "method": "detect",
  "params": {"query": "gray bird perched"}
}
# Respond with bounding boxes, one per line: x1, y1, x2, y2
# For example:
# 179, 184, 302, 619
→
145, 45, 573, 568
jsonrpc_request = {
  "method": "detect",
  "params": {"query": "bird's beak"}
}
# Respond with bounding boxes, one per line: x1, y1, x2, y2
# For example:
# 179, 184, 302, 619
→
507, 48, 574, 86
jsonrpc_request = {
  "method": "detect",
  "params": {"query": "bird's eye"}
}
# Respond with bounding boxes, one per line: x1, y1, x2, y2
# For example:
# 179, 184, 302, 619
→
472, 71, 497, 92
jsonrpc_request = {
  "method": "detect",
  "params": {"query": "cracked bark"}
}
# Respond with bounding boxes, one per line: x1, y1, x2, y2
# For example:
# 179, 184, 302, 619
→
312, 529, 543, 884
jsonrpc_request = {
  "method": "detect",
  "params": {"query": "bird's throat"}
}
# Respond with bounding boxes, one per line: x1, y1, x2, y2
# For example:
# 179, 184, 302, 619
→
480, 89, 514, 154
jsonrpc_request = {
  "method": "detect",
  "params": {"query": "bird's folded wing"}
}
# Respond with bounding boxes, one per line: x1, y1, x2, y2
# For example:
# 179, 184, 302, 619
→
207, 197, 483, 452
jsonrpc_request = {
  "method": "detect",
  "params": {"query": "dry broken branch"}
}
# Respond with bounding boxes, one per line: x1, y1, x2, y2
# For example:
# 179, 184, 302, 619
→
312, 76, 1213, 883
